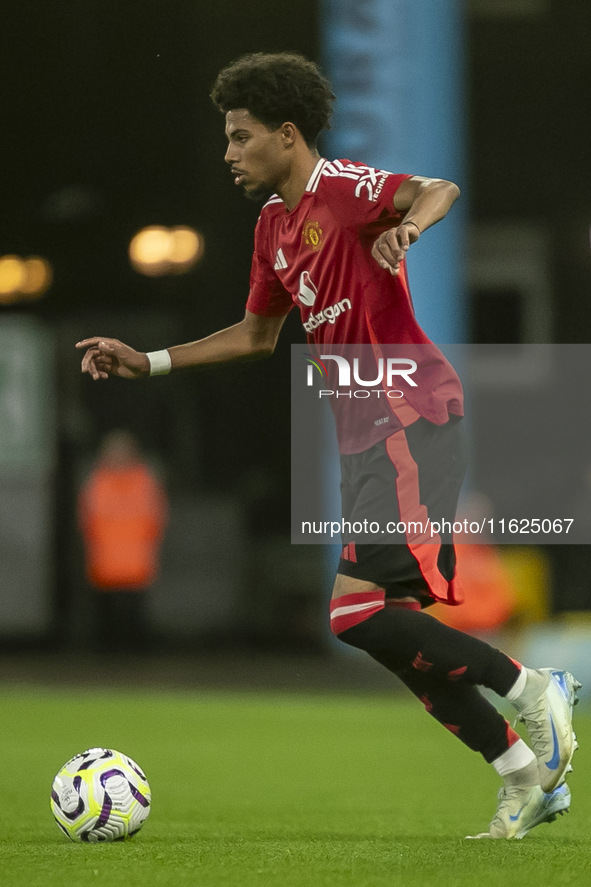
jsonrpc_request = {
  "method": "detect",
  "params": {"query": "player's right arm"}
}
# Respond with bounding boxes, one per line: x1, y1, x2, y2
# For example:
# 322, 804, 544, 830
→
76, 310, 288, 381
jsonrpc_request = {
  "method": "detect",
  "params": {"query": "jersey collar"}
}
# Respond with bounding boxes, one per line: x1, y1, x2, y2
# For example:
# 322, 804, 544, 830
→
305, 158, 328, 193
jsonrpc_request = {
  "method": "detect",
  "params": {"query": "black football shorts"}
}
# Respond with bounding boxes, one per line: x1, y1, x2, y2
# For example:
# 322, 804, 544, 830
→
337, 415, 467, 606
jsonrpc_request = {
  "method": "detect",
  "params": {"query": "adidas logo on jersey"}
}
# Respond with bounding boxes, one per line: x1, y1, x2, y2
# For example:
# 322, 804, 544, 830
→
274, 248, 288, 270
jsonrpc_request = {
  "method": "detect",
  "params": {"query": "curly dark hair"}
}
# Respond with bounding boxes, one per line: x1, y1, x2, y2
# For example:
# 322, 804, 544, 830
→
210, 52, 335, 148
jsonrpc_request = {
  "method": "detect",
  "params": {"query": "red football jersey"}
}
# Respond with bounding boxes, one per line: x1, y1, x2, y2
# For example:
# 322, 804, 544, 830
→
246, 158, 463, 453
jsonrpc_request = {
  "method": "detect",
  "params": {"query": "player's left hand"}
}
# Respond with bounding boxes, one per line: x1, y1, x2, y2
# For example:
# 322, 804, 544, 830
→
371, 222, 420, 276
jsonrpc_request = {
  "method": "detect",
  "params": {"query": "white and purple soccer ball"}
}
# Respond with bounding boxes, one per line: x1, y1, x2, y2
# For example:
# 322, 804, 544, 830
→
50, 747, 151, 842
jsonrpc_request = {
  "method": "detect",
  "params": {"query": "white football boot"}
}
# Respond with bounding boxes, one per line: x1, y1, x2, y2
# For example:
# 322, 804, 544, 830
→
466, 782, 571, 840
513, 669, 581, 792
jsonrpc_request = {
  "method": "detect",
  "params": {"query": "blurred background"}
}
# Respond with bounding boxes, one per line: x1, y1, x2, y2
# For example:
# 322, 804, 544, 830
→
1, 0, 590, 689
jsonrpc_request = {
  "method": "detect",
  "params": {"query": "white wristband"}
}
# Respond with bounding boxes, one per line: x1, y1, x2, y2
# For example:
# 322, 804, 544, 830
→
146, 349, 172, 376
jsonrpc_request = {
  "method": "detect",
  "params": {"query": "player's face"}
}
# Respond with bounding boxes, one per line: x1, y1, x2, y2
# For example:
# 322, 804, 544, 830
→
224, 109, 289, 202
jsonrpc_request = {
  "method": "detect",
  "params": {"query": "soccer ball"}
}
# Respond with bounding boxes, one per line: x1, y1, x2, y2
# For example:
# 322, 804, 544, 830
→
50, 747, 151, 842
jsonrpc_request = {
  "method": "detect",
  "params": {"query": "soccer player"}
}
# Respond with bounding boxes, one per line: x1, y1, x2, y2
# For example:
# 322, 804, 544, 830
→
76, 52, 580, 839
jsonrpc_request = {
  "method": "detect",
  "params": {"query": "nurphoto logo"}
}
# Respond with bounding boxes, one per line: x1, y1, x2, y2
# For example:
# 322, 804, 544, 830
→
305, 353, 418, 398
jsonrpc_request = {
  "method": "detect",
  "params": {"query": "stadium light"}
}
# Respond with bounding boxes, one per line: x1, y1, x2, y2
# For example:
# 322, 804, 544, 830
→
129, 225, 204, 276
0, 256, 26, 303
0, 255, 53, 305
21, 257, 53, 299
168, 226, 205, 273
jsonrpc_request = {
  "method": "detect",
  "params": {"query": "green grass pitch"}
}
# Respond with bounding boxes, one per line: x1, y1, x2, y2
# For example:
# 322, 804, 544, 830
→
0, 684, 589, 887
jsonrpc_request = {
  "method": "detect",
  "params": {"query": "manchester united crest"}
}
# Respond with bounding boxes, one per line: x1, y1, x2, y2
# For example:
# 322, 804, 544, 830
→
303, 219, 323, 251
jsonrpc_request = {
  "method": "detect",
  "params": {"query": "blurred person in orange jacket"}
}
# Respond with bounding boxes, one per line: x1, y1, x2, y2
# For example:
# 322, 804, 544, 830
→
78, 429, 168, 651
